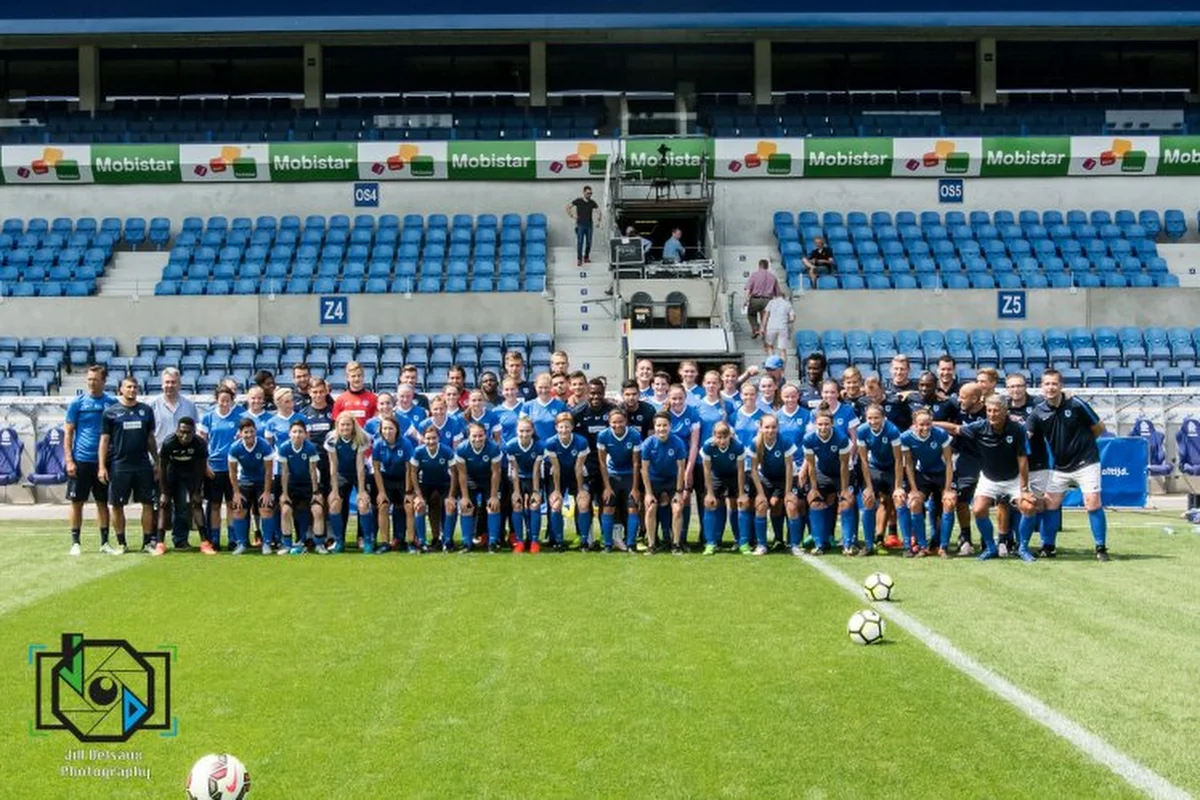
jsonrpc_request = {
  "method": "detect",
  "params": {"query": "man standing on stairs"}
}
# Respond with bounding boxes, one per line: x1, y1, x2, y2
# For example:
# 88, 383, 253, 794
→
744, 258, 782, 339
567, 185, 601, 266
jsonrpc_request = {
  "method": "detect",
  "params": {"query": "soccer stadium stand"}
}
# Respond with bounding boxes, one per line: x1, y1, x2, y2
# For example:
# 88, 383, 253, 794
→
151, 213, 548, 295
793, 327, 1200, 388
0, 98, 609, 145
775, 209, 1179, 291
0, 217, 116, 297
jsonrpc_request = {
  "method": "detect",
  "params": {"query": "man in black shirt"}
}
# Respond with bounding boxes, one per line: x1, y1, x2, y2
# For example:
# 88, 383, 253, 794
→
934, 382, 985, 554
620, 379, 657, 439
572, 379, 616, 549
800, 353, 827, 407
503, 351, 537, 401
907, 372, 955, 423
936, 355, 961, 400
399, 365, 432, 411
566, 185, 601, 266
98, 377, 159, 555
802, 235, 835, 289
1027, 368, 1109, 561
886, 354, 915, 395
292, 362, 312, 411
957, 395, 1038, 562
159, 417, 208, 551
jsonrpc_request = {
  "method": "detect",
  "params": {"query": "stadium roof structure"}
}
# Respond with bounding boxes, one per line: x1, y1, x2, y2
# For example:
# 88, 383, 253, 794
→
3, 0, 1200, 35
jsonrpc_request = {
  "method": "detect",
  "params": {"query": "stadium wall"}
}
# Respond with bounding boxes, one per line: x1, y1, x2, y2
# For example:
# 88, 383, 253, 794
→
0, 295, 555, 352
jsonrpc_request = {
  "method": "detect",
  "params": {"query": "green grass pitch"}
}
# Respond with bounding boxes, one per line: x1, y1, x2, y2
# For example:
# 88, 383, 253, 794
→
2, 512, 1198, 798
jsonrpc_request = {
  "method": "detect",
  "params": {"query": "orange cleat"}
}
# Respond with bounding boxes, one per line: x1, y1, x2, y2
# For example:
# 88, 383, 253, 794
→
200, 541, 217, 555
530, 541, 541, 554
512, 541, 525, 554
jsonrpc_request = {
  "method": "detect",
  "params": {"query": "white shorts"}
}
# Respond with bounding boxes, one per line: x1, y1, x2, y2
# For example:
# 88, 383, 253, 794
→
1028, 469, 1051, 496
1048, 462, 1102, 495
976, 474, 1021, 503
764, 329, 789, 350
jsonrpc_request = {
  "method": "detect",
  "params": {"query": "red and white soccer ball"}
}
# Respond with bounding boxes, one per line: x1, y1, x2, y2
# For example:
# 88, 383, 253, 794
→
185, 753, 250, 800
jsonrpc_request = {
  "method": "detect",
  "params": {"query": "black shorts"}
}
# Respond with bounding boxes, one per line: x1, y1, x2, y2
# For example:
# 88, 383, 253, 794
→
650, 481, 678, 501
709, 473, 737, 500
66, 462, 107, 503
282, 484, 315, 508
557, 476, 580, 499
465, 480, 492, 506
381, 478, 407, 507
582, 469, 604, 499
604, 473, 638, 509
756, 474, 789, 500
514, 476, 536, 499
108, 469, 156, 506
914, 473, 948, 497
419, 485, 450, 512
234, 483, 265, 511
953, 472, 978, 500
813, 473, 840, 499
867, 469, 895, 494
205, 470, 234, 503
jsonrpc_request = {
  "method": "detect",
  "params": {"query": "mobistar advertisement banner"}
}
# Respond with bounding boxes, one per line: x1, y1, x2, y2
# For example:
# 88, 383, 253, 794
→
714, 138, 805, 177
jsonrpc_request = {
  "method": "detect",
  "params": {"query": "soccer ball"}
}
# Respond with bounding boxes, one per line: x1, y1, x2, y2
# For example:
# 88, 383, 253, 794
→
185, 754, 250, 800
863, 572, 895, 602
847, 609, 885, 645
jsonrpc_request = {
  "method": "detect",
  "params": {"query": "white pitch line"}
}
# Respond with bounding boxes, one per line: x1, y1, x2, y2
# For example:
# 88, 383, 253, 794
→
801, 554, 1194, 800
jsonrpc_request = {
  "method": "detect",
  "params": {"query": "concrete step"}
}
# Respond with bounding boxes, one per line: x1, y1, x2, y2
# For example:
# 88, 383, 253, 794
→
97, 251, 168, 297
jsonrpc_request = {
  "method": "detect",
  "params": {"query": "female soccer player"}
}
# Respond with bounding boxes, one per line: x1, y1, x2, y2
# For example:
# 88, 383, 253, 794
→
226, 417, 275, 556
244, 385, 271, 430
819, 379, 859, 440
461, 390, 502, 443
277, 420, 322, 554
394, 384, 428, 435
695, 371, 736, 532
596, 409, 643, 552
371, 416, 414, 552
635, 358, 655, 396
325, 411, 372, 553
419, 395, 466, 452
701, 420, 746, 554
456, 421, 503, 552
646, 371, 671, 410
750, 414, 799, 556
720, 364, 742, 405
522, 373, 567, 443
855, 404, 903, 556
364, 392, 396, 439
262, 387, 306, 546
803, 408, 854, 555
640, 413, 687, 554
505, 417, 542, 553
899, 408, 956, 557
495, 378, 527, 444
731, 381, 764, 546
543, 412, 591, 551
198, 386, 244, 552
679, 360, 705, 402
410, 425, 459, 552
664, 384, 701, 546
757, 374, 782, 413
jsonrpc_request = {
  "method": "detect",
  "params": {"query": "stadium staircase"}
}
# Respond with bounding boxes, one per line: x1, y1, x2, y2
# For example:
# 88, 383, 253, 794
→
721, 244, 790, 366
96, 251, 168, 297
549, 246, 625, 382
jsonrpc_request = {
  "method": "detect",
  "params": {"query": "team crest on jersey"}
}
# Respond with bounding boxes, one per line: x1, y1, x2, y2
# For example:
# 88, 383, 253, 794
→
772, 450, 780, 458
1065, 409, 1072, 418
667, 449, 675, 457
482, 455, 490, 462
882, 437, 889, 443
438, 458, 446, 466
1006, 436, 1013, 444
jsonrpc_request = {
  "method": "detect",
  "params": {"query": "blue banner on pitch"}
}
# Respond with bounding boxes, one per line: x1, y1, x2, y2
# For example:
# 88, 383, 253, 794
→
1061, 437, 1147, 508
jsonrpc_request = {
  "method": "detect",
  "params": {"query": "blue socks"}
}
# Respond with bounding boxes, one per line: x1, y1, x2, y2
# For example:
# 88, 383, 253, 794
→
1018, 513, 1037, 552
414, 513, 427, 546
809, 507, 828, 550
443, 511, 458, 547
976, 514, 998, 554
511, 511, 525, 545
703, 509, 717, 546
626, 512, 640, 548
897, 506, 912, 547
232, 517, 249, 547
1088, 508, 1107, 547
487, 512, 502, 546
840, 507, 857, 551
1042, 508, 1061, 548
788, 515, 802, 547
601, 511, 615, 548
328, 511, 345, 546
939, 511, 956, 551
911, 511, 927, 549
860, 503, 876, 552
578, 510, 593, 547
528, 508, 542, 544
737, 509, 754, 547
461, 513, 476, 549
753, 515, 768, 549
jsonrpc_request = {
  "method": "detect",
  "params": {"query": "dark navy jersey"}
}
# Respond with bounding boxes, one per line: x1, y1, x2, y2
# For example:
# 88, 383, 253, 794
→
799, 382, 823, 408
227, 436, 274, 486
910, 394, 958, 425
160, 433, 207, 481
899, 428, 952, 477
1027, 396, 1101, 472
640, 434, 687, 485
324, 433, 367, 481
504, 437, 541, 481
754, 435, 796, 482
514, 380, 536, 402
596, 428, 642, 477
856, 421, 902, 471
276, 440, 320, 487
950, 403, 987, 480
571, 401, 616, 469
802, 429, 852, 480
702, 438, 746, 482
303, 403, 335, 443
101, 401, 156, 471
457, 440, 502, 488
371, 436, 415, 482
881, 393, 914, 431
960, 419, 1029, 482
66, 392, 116, 463
620, 401, 658, 439
412, 444, 456, 490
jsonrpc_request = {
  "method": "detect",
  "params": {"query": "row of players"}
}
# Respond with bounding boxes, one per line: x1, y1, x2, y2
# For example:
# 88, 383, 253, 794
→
62, 348, 1108, 560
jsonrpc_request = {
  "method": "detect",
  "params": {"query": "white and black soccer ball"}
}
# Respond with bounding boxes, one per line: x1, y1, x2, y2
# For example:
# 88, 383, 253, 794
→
847, 609, 885, 645
185, 753, 250, 800
863, 572, 895, 602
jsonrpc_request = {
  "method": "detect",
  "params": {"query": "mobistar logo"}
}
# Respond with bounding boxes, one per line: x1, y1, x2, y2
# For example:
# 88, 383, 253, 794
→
808, 150, 887, 167
450, 153, 531, 169
1101, 466, 1130, 477
627, 151, 702, 168
272, 154, 352, 171
1161, 148, 1200, 165
94, 155, 177, 174
984, 149, 1066, 167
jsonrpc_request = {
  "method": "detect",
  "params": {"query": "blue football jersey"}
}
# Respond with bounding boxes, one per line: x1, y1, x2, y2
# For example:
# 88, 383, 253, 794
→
640, 434, 687, 485
493, 401, 526, 444
666, 406, 701, 451
776, 406, 812, 450
856, 421, 902, 471
541, 434, 589, 476
324, 432, 367, 481
456, 440, 502, 488
521, 397, 568, 442
754, 435, 796, 482
65, 392, 117, 463
263, 412, 306, 448
693, 396, 735, 444
227, 436, 275, 486
802, 429, 853, 480
504, 437, 541, 481
198, 406, 245, 471
702, 437, 746, 481
412, 444, 456, 489
371, 436, 415, 481
418, 416, 465, 451
460, 408, 502, 440
596, 428, 643, 476
899, 428, 953, 476
276, 440, 320, 487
